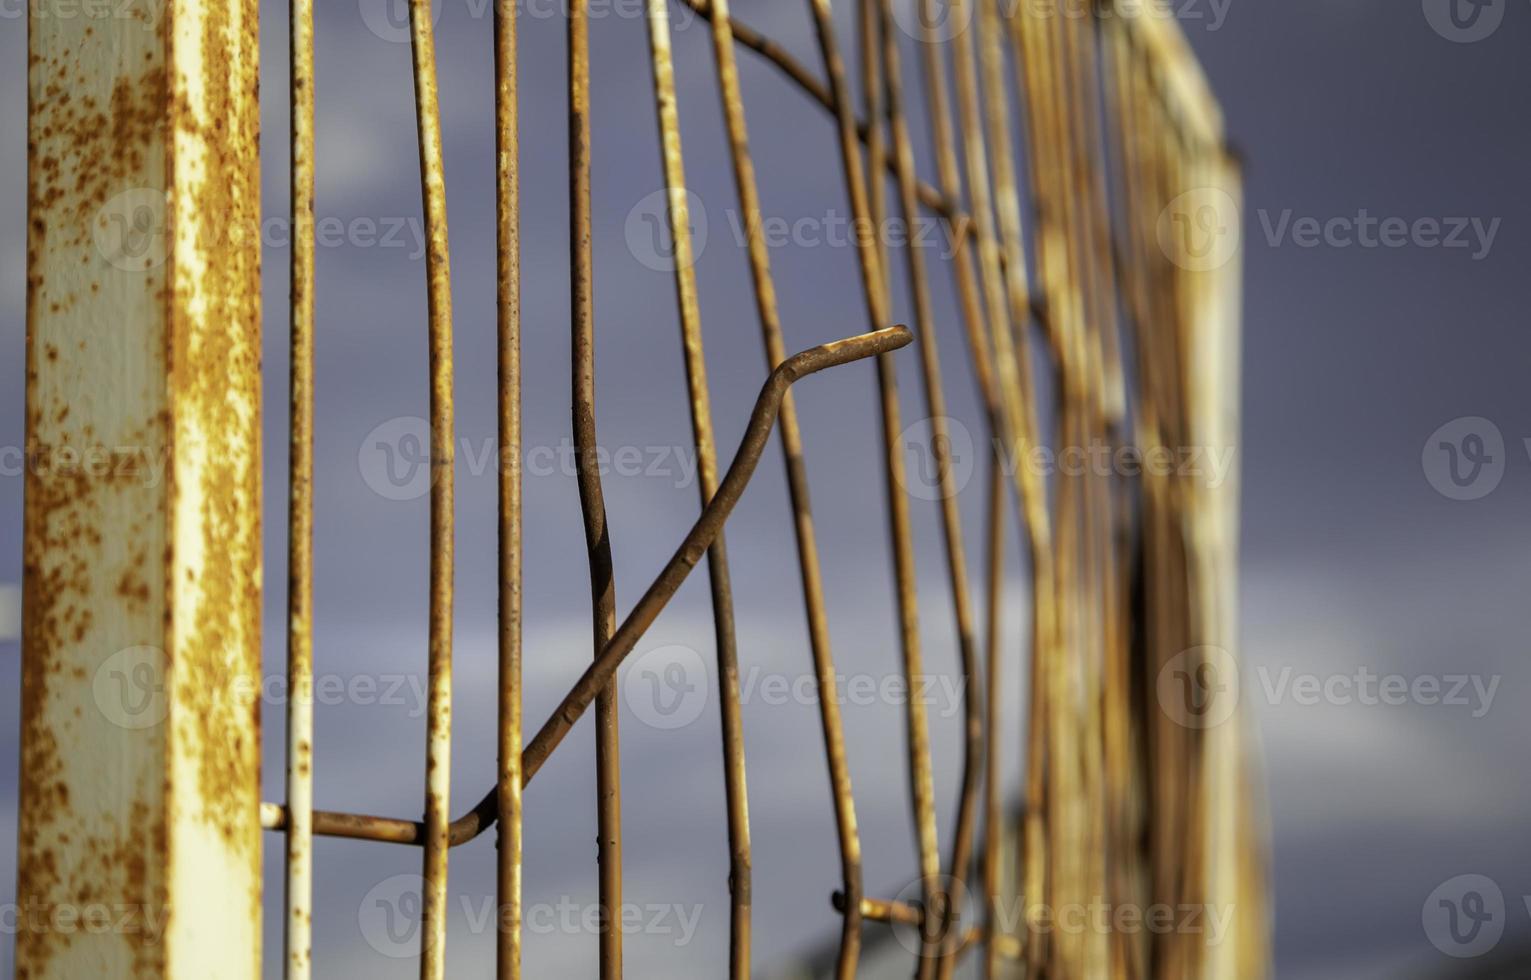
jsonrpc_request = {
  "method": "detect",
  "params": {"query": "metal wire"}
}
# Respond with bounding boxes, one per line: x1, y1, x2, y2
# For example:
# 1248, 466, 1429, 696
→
248, 3, 1256, 978
641, 5, 753, 976
566, 2, 627, 975
493, 1, 523, 977
403, 0, 457, 973
284, 0, 316, 974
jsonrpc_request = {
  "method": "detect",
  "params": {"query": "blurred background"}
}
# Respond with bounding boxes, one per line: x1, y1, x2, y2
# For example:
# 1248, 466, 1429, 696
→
1, 0, 1528, 977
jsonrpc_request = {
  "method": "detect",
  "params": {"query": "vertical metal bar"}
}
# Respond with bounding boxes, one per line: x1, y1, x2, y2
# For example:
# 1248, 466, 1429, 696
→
494, 0, 524, 975
641, 4, 752, 976
406, 0, 457, 974
979, 462, 1006, 980
858, 0, 889, 295
19, 0, 263, 975
285, 0, 317, 974
804, 3, 924, 976
699, 8, 862, 979
569, 3, 625, 974
874, 4, 982, 972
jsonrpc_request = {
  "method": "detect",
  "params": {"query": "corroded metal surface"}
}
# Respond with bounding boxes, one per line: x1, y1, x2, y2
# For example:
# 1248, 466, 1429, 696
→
402, 0, 458, 974
493, 1, 523, 978
284, 0, 317, 975
20, 0, 263, 977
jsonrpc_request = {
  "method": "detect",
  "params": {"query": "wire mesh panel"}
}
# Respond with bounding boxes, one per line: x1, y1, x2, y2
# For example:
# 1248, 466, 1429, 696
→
19, 0, 1262, 977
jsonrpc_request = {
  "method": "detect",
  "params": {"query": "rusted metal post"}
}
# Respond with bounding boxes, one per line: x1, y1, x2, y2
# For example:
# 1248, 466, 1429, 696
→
18, 0, 263, 977
285, 0, 317, 975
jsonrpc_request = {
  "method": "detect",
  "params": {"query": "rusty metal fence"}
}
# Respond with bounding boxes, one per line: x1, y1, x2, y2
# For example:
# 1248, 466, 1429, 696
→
18, 0, 1263, 977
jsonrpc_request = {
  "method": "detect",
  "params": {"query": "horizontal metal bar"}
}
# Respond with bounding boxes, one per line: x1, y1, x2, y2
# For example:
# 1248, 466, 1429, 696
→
831, 893, 923, 928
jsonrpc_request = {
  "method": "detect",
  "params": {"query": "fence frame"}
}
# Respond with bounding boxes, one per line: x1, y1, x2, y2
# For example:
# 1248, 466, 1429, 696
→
16, 1, 1258, 978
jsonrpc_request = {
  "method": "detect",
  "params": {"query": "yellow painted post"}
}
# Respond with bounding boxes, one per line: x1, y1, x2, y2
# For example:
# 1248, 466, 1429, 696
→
18, 0, 263, 976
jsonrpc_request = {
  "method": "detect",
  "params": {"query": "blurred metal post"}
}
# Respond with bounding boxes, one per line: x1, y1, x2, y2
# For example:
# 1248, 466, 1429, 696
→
18, 0, 263, 977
